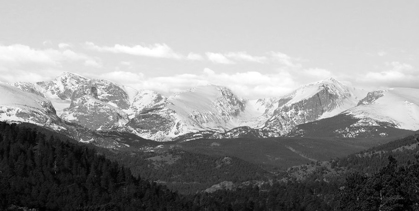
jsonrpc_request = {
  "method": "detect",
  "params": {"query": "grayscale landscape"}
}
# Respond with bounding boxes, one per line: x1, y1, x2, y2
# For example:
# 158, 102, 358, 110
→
1, 1, 418, 210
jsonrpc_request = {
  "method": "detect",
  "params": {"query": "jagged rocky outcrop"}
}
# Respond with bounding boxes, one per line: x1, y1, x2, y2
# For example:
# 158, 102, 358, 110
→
357, 90, 385, 106
62, 84, 129, 131
7, 73, 419, 142
70, 79, 130, 109
258, 79, 357, 136
36, 72, 89, 100
129, 90, 168, 116
127, 85, 247, 141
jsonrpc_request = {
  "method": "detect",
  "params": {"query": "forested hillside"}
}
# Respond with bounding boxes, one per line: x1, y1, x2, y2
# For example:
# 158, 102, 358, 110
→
0, 122, 191, 210
2, 121, 419, 210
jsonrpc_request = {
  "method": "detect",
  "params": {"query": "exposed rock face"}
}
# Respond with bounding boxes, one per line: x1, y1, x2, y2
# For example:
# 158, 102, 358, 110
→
70, 79, 130, 109
129, 90, 167, 116
36, 72, 88, 100
127, 85, 247, 141
357, 90, 385, 106
62, 95, 129, 131
127, 112, 176, 141
59, 77, 131, 131
10, 72, 418, 143
0, 84, 63, 130
218, 86, 246, 116
260, 79, 354, 136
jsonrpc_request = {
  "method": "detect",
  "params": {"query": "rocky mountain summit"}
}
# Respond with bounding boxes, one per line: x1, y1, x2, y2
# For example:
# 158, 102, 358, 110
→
2, 72, 419, 143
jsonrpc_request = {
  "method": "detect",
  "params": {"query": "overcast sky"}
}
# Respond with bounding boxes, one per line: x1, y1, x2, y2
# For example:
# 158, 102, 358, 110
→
0, 0, 418, 99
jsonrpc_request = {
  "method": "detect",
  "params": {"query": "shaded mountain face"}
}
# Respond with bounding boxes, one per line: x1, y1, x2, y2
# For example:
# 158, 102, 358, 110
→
5, 72, 419, 142
288, 113, 412, 139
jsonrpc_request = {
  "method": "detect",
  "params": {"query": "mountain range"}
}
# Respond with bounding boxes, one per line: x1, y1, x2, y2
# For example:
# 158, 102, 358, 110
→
1, 72, 419, 146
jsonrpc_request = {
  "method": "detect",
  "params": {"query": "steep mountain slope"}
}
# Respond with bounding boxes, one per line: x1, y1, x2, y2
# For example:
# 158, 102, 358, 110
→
60, 79, 131, 131
347, 88, 419, 130
128, 85, 246, 141
287, 88, 419, 139
8, 72, 419, 142
0, 83, 63, 130
36, 72, 89, 100
173, 78, 372, 141
259, 78, 367, 136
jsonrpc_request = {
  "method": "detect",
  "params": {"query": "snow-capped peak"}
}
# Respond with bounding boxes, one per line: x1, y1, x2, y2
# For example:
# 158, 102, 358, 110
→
347, 88, 419, 130
36, 71, 89, 100
284, 78, 352, 105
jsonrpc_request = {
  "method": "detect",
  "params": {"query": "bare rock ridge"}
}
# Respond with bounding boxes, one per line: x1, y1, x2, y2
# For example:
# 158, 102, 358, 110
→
3, 72, 419, 142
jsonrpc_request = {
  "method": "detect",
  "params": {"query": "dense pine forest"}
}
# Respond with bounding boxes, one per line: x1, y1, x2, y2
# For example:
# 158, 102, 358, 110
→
2, 121, 419, 210
0, 122, 191, 210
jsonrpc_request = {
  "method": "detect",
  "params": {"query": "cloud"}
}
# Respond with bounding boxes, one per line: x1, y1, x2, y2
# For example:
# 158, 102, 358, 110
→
205, 51, 267, 64
378, 51, 387, 57
301, 68, 332, 78
269, 51, 303, 68
99, 71, 145, 84
224, 52, 267, 63
357, 61, 418, 88
0, 44, 101, 83
58, 43, 72, 49
0, 44, 100, 67
84, 60, 102, 68
0, 44, 60, 66
386, 61, 413, 72
186, 52, 204, 61
205, 52, 235, 64
100, 68, 301, 99
85, 42, 187, 60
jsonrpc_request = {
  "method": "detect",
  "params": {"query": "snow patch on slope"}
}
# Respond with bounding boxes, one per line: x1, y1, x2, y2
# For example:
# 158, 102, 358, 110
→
346, 88, 419, 130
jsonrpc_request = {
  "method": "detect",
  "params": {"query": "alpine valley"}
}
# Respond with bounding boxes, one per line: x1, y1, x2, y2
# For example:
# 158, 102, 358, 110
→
1, 71, 418, 170
2, 72, 419, 210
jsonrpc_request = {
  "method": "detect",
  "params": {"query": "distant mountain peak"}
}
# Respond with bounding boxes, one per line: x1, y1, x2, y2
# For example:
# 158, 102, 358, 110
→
60, 71, 87, 79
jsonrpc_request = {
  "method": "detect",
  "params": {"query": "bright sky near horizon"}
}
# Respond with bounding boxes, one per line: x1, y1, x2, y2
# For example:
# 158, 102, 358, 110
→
0, 0, 418, 99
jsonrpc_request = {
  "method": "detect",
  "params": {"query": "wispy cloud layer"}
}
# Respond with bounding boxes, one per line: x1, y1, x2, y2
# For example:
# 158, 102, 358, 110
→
85, 42, 183, 59
0, 44, 101, 83
269, 52, 302, 68
85, 42, 203, 61
1, 42, 418, 99
224, 52, 267, 63
205, 52, 235, 64
100, 66, 333, 99
205, 51, 300, 66
359, 61, 417, 87
0, 44, 100, 67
